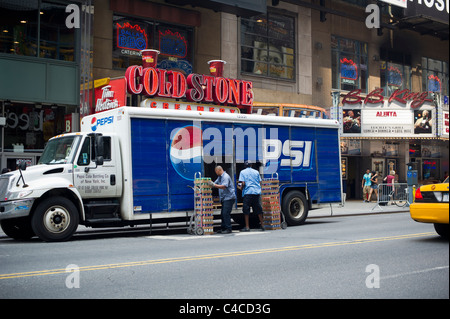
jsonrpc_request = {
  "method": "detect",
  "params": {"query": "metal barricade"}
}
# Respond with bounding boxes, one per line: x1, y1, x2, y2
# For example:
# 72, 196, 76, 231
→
373, 183, 409, 210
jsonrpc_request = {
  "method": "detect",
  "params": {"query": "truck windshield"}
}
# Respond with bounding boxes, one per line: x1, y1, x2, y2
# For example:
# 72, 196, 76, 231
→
38, 136, 80, 165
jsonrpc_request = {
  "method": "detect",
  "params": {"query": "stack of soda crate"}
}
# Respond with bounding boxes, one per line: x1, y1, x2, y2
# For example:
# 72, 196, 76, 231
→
261, 177, 281, 230
194, 177, 214, 235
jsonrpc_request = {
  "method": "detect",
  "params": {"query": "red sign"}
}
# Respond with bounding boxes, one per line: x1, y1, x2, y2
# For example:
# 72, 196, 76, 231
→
94, 78, 127, 113
125, 65, 253, 110
342, 88, 433, 109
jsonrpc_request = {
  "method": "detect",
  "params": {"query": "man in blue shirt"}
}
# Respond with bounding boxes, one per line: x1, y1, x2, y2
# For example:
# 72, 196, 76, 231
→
211, 166, 236, 234
361, 169, 372, 202
237, 161, 263, 232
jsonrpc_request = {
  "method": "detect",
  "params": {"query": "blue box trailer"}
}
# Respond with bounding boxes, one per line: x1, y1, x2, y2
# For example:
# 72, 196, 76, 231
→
124, 107, 342, 226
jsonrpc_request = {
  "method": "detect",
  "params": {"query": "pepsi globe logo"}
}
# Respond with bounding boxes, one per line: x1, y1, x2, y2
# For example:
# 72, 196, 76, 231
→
91, 117, 98, 131
90, 116, 114, 131
170, 126, 202, 181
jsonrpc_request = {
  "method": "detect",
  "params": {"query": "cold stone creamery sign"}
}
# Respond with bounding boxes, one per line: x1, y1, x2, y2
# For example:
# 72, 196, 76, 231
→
92, 65, 254, 114
124, 65, 254, 109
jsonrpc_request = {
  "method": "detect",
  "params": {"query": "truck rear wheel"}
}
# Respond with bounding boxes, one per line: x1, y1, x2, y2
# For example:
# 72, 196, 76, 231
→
31, 197, 79, 242
282, 191, 308, 226
1, 217, 35, 240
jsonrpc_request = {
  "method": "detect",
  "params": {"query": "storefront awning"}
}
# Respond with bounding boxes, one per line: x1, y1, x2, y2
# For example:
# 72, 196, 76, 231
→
165, 0, 266, 17
395, 15, 449, 41
340, 136, 445, 140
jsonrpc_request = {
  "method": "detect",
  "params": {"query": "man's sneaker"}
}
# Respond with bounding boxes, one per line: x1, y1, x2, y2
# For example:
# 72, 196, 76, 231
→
222, 229, 232, 234
240, 227, 250, 232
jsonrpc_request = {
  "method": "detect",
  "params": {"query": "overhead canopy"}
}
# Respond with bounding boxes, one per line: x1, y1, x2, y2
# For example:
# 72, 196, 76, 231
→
165, 0, 266, 17
395, 15, 449, 41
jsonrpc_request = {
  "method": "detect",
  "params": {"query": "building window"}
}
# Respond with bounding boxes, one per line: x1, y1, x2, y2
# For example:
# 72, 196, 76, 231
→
0, 1, 75, 61
240, 12, 295, 80
39, 2, 76, 61
331, 35, 368, 92
3, 102, 68, 153
422, 57, 449, 95
112, 15, 194, 75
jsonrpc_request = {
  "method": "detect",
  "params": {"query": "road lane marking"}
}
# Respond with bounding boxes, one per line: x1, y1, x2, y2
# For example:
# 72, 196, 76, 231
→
147, 231, 268, 240
0, 232, 436, 280
381, 266, 449, 280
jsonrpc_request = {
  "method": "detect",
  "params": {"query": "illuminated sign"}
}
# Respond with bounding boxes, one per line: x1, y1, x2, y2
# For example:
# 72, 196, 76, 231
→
340, 57, 358, 82
116, 22, 148, 51
158, 29, 188, 58
342, 88, 433, 109
428, 74, 442, 92
387, 66, 403, 87
125, 65, 253, 109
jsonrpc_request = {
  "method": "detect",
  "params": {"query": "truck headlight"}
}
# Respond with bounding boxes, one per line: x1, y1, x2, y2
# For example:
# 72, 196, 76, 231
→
8, 190, 33, 200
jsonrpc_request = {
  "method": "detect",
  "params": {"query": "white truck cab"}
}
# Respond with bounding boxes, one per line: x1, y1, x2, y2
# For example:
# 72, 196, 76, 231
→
0, 132, 122, 241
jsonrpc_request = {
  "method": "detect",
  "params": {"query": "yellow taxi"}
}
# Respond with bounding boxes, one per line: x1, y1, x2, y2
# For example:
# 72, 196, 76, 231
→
410, 177, 449, 238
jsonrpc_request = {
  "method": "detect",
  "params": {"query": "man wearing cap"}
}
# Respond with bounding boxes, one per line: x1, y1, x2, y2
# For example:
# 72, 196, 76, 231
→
211, 166, 236, 234
237, 161, 264, 232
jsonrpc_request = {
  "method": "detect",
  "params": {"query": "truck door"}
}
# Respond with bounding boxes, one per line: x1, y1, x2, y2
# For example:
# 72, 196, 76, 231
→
73, 135, 120, 198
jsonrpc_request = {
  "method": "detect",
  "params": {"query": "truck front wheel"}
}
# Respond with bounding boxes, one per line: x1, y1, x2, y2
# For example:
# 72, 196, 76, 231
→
1, 217, 35, 240
31, 197, 79, 242
282, 191, 308, 226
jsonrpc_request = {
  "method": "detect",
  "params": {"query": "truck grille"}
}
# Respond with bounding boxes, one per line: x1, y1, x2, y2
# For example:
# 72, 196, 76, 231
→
0, 176, 13, 202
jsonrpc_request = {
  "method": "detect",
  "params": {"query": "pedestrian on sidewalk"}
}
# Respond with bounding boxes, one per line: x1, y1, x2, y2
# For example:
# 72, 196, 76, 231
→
211, 166, 236, 234
237, 161, 264, 232
384, 169, 396, 191
369, 171, 379, 202
362, 169, 372, 202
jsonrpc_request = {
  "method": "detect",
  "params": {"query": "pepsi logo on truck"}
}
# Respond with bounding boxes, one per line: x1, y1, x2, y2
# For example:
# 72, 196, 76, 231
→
91, 116, 114, 131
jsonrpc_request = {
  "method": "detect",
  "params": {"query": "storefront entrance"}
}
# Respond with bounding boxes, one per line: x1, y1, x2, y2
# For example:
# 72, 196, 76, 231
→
345, 156, 363, 200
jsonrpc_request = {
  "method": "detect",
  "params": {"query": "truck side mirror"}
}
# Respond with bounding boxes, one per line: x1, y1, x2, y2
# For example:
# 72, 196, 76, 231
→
18, 161, 27, 171
96, 156, 104, 166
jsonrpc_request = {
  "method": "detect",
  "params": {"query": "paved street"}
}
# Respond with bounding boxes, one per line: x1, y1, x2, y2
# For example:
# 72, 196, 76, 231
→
0, 208, 448, 302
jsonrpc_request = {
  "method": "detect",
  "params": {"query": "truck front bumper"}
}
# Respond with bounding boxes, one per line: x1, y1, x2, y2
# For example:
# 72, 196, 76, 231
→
0, 199, 35, 220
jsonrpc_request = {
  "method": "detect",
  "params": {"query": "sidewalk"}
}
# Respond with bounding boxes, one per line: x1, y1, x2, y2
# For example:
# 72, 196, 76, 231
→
308, 199, 410, 218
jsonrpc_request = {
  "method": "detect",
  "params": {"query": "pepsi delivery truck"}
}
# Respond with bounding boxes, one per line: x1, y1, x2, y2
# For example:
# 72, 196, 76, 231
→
0, 106, 342, 241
